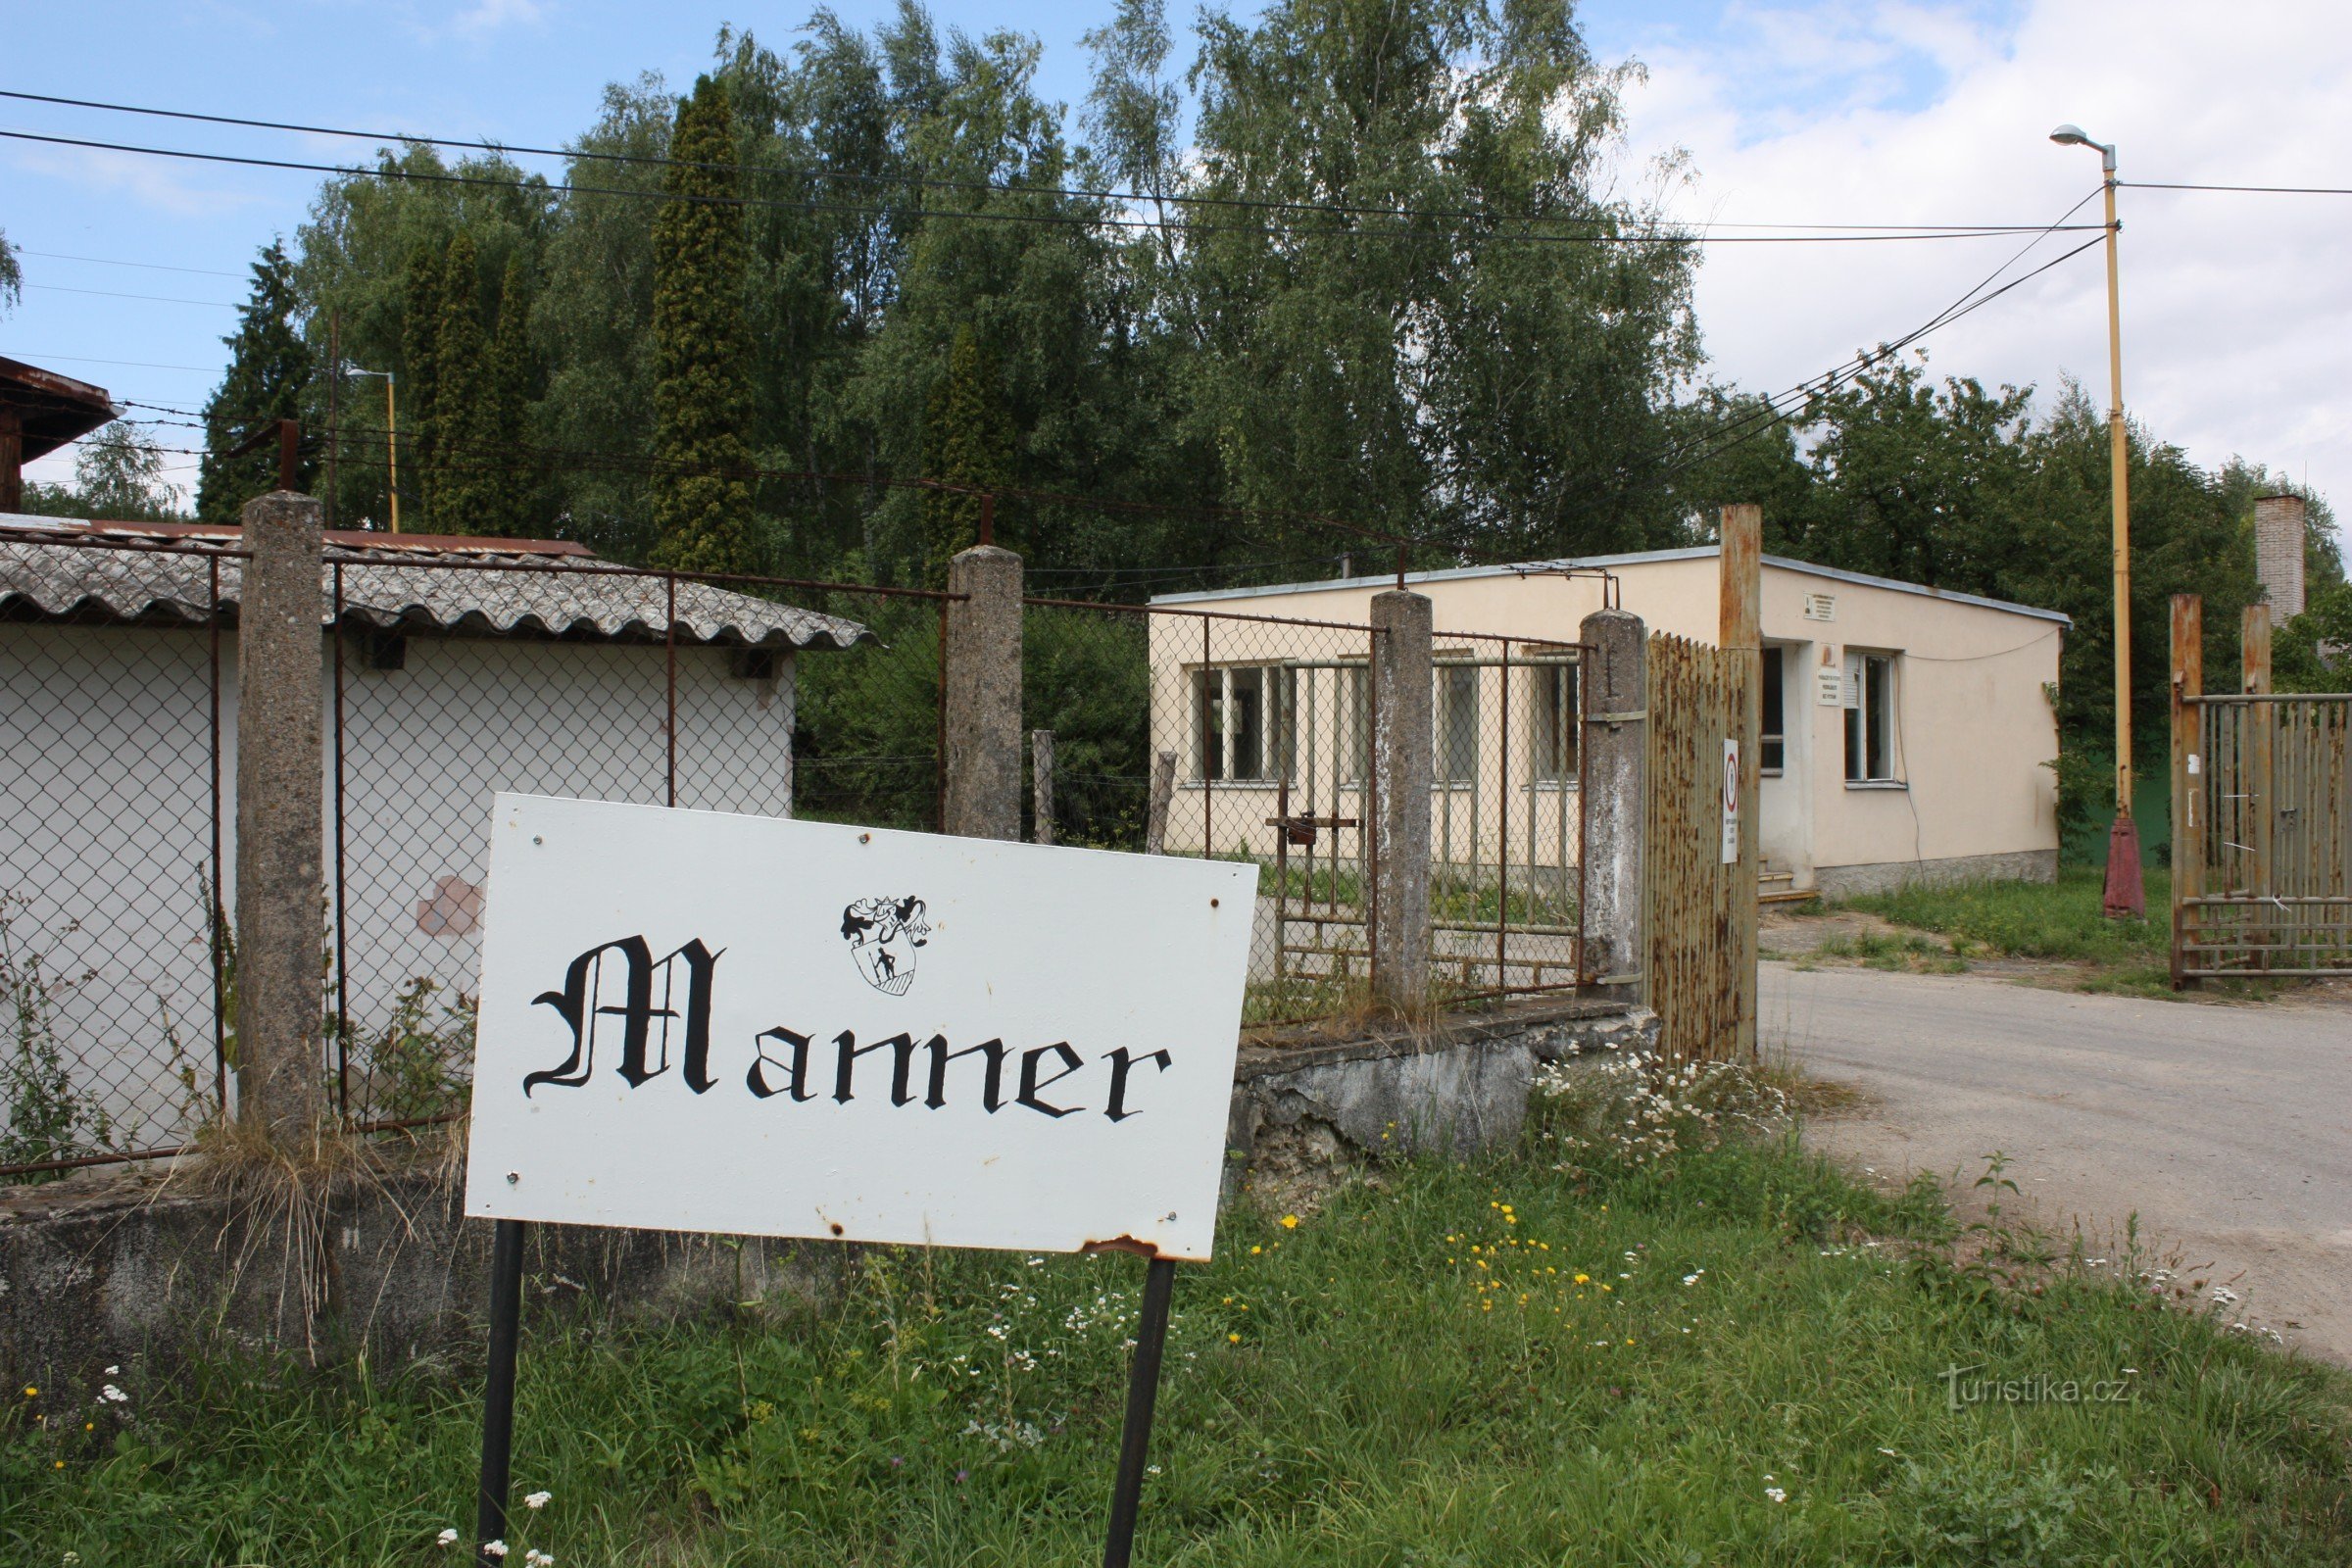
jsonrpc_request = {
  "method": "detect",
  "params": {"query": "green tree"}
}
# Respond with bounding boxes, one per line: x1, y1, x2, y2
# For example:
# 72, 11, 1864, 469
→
2276, 583, 2352, 693
399, 243, 445, 527
920, 326, 1011, 576
648, 74, 761, 576
74, 421, 183, 521
197, 240, 314, 524
0, 227, 20, 315
481, 250, 539, 536
428, 231, 496, 529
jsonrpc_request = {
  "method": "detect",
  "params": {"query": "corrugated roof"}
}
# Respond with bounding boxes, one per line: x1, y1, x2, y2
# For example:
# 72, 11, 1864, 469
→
0, 517, 870, 651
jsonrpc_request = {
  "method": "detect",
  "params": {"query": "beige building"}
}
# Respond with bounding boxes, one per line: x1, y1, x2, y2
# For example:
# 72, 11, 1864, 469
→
1152, 546, 2069, 899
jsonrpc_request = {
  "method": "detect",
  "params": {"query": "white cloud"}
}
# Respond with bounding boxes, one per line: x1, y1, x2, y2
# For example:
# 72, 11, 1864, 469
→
449, 0, 553, 42
1612, 0, 2352, 540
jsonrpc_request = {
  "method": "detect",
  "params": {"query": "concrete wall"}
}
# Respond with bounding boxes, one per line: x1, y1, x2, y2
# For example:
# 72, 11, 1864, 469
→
2, 998, 1656, 1391
1151, 551, 2065, 894
0, 623, 798, 1150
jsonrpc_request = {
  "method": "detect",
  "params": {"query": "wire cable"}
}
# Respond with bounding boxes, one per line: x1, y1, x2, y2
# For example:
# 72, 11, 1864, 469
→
0, 86, 2119, 239
0, 126, 2101, 248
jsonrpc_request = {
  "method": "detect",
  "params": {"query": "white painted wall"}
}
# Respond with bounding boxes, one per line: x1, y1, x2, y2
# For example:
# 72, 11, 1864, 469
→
0, 621, 799, 1151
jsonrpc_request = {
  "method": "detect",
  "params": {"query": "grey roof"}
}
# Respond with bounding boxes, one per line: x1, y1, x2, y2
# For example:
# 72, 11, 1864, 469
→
0, 518, 871, 650
1153, 544, 2074, 627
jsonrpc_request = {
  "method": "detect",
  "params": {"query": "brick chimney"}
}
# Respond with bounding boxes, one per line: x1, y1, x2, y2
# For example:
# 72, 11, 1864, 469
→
2252, 494, 2307, 620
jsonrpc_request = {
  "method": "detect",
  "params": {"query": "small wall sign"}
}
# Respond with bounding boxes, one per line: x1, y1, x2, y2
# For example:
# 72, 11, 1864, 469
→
1721, 738, 1741, 865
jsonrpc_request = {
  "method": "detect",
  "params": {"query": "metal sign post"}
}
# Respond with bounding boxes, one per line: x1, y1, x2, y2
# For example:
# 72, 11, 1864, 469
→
461, 795, 1254, 1564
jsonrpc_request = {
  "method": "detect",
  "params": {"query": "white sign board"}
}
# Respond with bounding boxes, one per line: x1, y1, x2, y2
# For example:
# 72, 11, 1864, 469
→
463, 795, 1256, 1261
1720, 738, 1741, 865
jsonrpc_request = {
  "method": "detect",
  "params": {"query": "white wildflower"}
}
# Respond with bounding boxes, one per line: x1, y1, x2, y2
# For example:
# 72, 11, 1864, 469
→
524, 1552, 555, 1568
103, 1366, 120, 1376
523, 1491, 551, 1511
1765, 1486, 1788, 1504
97, 1385, 128, 1404
436, 1529, 460, 1547
482, 1543, 509, 1559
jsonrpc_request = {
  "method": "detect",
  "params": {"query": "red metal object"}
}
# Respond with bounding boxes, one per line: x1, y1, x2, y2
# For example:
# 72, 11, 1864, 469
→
2103, 814, 2146, 919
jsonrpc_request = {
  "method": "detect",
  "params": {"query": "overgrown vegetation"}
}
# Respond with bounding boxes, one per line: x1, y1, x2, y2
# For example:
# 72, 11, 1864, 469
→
9, 1071, 2348, 1563
1829, 867, 2174, 991
0, 899, 116, 1176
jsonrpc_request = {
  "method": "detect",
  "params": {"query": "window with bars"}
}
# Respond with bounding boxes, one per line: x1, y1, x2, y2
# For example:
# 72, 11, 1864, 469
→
1760, 646, 1786, 775
1193, 664, 1294, 782
1435, 662, 1479, 784
1529, 658, 1579, 784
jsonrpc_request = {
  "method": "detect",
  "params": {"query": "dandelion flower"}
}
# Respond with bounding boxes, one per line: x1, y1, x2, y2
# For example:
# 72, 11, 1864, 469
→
523, 1492, 551, 1511
1228, 1332, 1241, 1344
1574, 1274, 1589, 1285
1280, 1214, 1299, 1230
1250, 1246, 1261, 1255
21, 1387, 35, 1398
437, 1529, 460, 1546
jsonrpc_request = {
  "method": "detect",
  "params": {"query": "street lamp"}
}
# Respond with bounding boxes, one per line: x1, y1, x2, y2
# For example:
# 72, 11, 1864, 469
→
2051, 122, 2141, 918
343, 365, 401, 534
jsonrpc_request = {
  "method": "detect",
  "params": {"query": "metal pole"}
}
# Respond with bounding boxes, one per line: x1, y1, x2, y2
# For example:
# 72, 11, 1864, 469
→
332, 563, 351, 1121
475, 1218, 527, 1567
207, 555, 226, 1115
325, 312, 340, 530
664, 573, 678, 808
1102, 1254, 1177, 1568
385, 374, 401, 534
2096, 147, 2145, 919
1496, 640, 1509, 984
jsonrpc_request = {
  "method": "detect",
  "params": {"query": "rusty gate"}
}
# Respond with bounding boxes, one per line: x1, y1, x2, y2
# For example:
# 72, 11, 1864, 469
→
2172, 599, 2352, 979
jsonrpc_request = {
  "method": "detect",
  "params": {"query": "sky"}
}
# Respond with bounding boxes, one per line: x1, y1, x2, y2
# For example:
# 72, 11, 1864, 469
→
3, 0, 2345, 553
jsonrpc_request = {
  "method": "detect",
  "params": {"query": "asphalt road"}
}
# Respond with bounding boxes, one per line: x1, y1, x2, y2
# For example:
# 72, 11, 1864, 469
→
1765, 963, 2352, 1364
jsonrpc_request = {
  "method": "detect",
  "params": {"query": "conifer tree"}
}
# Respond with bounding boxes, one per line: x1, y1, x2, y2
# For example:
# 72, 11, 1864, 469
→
481, 250, 538, 536
429, 232, 494, 529
648, 75, 760, 576
399, 244, 444, 528
196, 240, 314, 524
921, 326, 1012, 579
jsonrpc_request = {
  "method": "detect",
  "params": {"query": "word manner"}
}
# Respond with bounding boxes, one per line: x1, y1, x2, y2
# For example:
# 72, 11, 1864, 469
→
520, 936, 1173, 1122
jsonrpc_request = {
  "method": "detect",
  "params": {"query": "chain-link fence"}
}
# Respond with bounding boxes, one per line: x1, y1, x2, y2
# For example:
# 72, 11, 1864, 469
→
0, 533, 231, 1176
324, 550, 945, 1131
1025, 598, 1392, 1027
3, 528, 1596, 1180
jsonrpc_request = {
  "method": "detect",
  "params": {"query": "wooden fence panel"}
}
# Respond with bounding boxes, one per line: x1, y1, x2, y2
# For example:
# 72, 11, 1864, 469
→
2178, 694, 2352, 977
1643, 632, 1757, 1061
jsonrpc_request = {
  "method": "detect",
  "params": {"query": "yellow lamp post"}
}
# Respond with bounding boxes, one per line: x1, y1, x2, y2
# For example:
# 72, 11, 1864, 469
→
345, 367, 400, 534
2051, 122, 2142, 918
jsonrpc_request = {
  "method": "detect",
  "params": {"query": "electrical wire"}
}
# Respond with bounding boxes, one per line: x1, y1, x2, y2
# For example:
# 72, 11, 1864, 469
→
0, 126, 2099, 248
2123, 180, 2352, 196
24, 282, 239, 309
21, 249, 247, 279
0, 86, 2118, 240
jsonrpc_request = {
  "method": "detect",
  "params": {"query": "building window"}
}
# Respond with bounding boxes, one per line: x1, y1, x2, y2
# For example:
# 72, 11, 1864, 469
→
1842, 651, 1896, 783
1759, 647, 1785, 776
1435, 663, 1479, 784
1338, 665, 1371, 784
1194, 664, 1292, 782
1529, 658, 1579, 783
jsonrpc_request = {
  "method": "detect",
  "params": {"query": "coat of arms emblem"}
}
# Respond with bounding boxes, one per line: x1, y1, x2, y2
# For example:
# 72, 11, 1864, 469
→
841, 896, 930, 996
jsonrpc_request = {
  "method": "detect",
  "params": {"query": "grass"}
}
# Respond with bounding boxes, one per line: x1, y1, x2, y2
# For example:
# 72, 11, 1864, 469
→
9, 1106, 2350, 1565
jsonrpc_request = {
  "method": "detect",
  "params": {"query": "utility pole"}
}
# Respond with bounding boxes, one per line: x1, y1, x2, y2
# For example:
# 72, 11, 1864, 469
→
2051, 122, 2142, 918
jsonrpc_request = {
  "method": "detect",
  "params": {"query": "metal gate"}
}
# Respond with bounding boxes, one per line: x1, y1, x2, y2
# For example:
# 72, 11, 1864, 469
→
2175, 690, 2352, 980
1643, 630, 1758, 1061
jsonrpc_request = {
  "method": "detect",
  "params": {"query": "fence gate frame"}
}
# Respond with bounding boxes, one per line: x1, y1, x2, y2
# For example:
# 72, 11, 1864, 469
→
2171, 594, 2352, 982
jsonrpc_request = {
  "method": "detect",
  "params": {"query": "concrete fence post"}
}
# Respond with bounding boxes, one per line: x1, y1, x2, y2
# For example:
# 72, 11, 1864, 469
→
943, 544, 1023, 840
1579, 607, 1647, 1001
234, 489, 326, 1144
1369, 589, 1433, 1010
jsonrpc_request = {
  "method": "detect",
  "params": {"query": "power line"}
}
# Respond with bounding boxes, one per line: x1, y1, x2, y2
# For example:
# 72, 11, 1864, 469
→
24, 281, 239, 309
22, 248, 247, 278
2124, 180, 2352, 196
0, 350, 221, 372
0, 125, 2101, 248
0, 86, 2117, 241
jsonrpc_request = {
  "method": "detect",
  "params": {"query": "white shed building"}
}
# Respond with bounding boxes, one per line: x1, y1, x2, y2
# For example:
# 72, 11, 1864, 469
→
0, 517, 867, 1152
